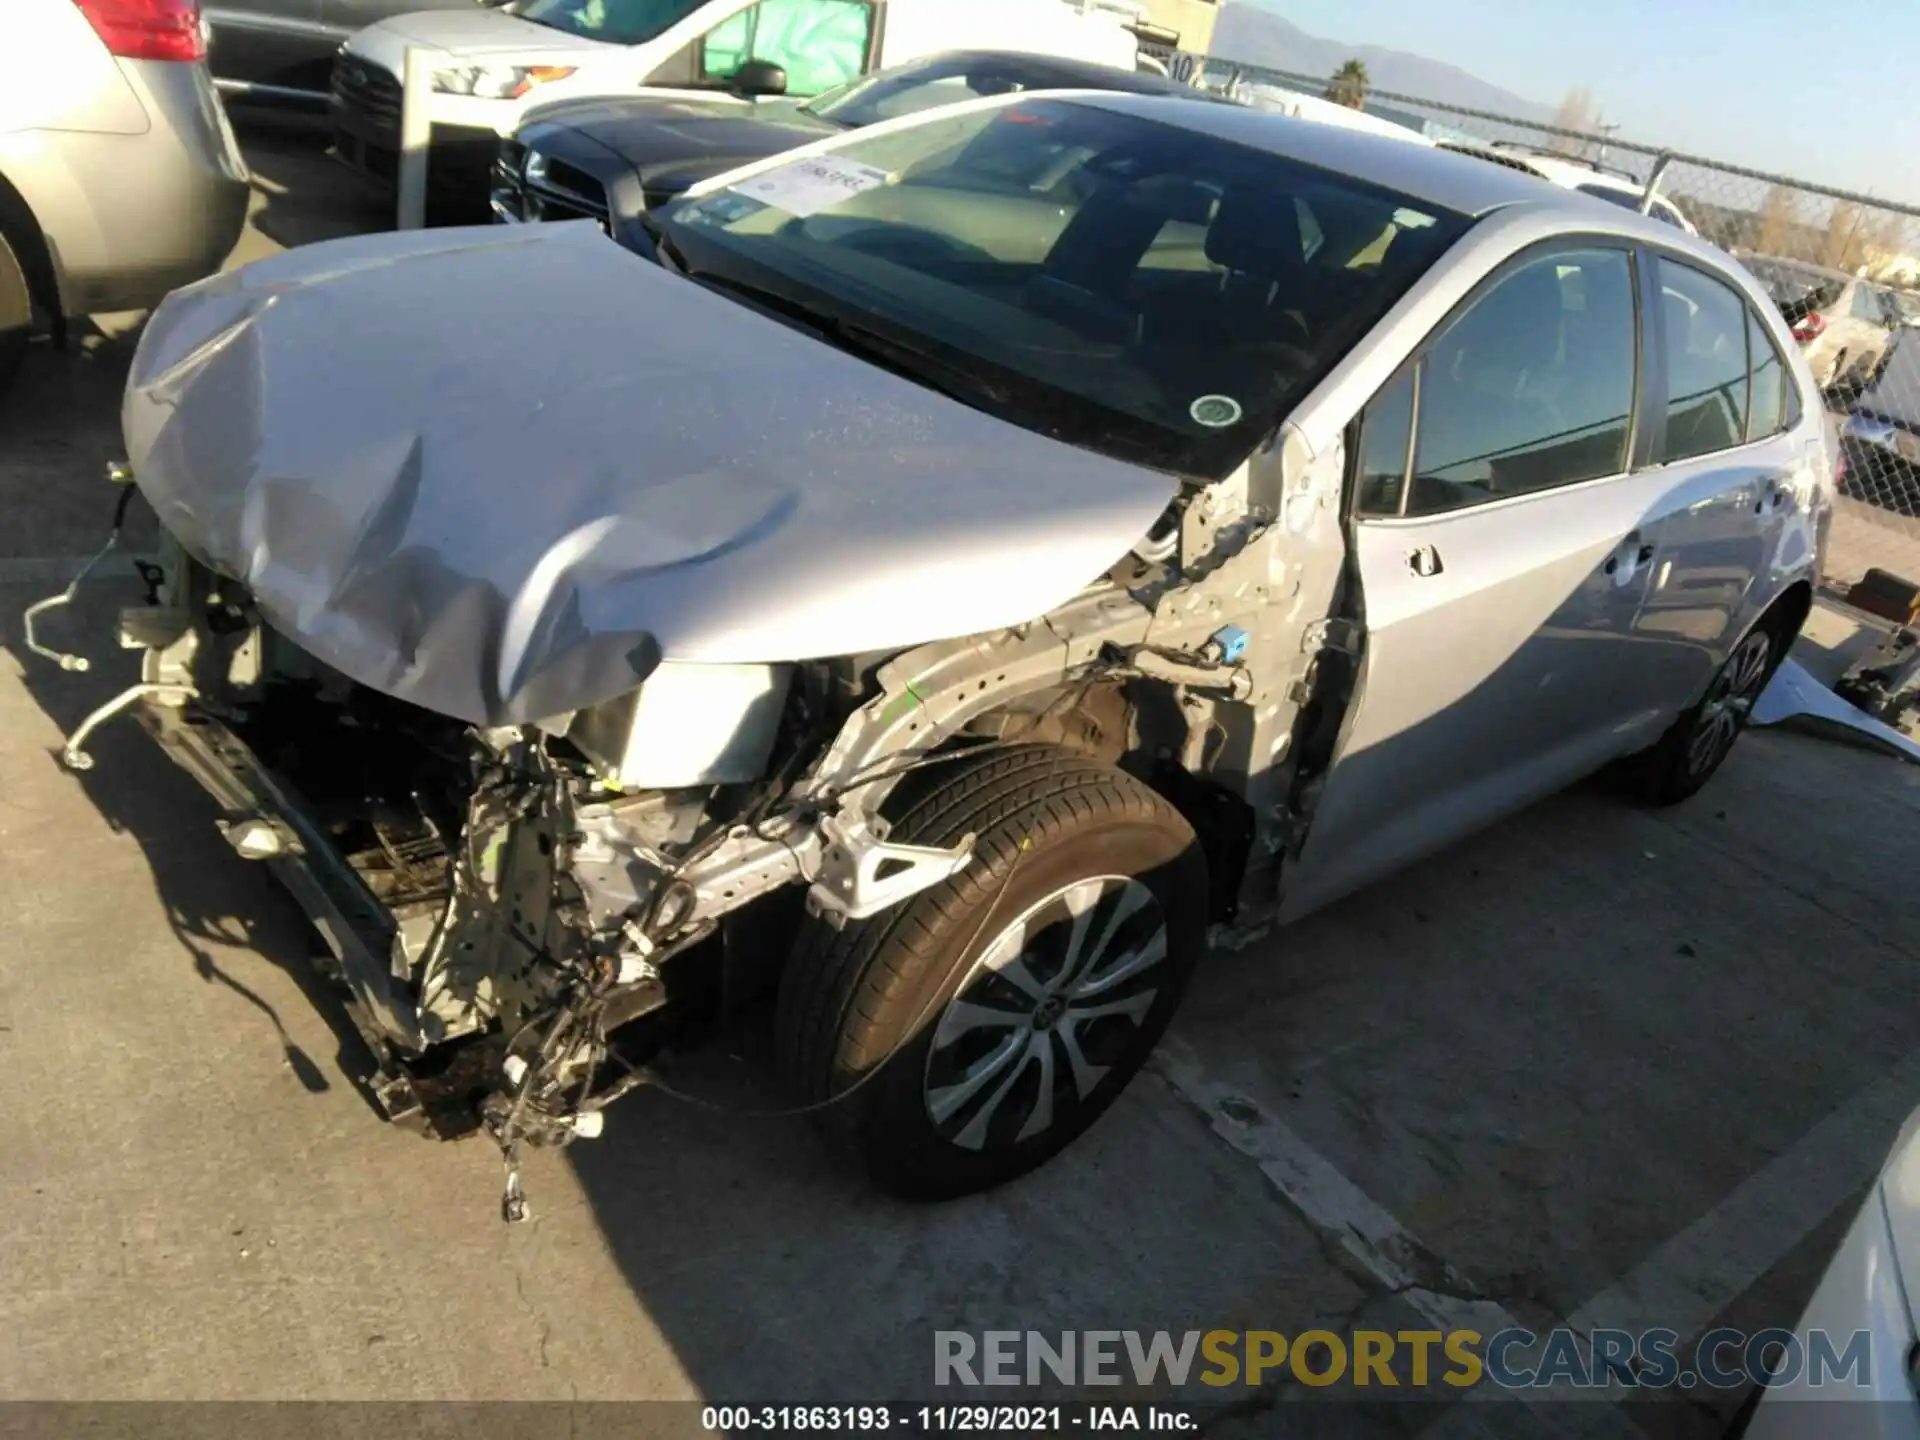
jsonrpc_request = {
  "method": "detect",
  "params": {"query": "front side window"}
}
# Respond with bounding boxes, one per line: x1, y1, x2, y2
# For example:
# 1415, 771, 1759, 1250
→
511, 0, 709, 47
1403, 247, 1637, 514
1652, 257, 1749, 463
1353, 369, 1415, 516
657, 99, 1469, 476
701, 0, 872, 97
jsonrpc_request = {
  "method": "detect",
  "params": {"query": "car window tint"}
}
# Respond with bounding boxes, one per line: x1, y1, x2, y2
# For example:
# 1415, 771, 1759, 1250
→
1354, 369, 1415, 516
1406, 247, 1636, 515
1851, 284, 1883, 322
1653, 257, 1749, 463
702, 0, 872, 96
1746, 308, 1788, 440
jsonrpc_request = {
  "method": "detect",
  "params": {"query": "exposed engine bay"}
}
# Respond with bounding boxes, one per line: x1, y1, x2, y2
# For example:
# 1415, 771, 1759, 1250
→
25, 427, 1354, 1220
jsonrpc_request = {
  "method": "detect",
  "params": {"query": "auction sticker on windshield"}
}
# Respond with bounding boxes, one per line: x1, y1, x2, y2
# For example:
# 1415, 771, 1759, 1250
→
731, 157, 890, 218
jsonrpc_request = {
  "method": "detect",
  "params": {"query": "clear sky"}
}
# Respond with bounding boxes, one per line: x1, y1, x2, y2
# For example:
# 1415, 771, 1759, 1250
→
1245, 0, 1920, 207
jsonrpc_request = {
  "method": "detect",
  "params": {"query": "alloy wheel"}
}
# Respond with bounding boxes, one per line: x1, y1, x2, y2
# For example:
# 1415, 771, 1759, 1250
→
923, 875, 1168, 1152
1686, 629, 1774, 778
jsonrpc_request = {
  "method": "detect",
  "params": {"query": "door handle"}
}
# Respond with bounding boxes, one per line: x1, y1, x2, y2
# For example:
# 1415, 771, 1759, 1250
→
1406, 544, 1444, 578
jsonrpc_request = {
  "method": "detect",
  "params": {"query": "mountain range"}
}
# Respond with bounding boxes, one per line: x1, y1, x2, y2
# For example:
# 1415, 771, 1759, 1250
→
1209, 1, 1556, 123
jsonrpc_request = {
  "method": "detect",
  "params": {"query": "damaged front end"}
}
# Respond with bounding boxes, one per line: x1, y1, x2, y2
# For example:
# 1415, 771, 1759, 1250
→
26, 223, 1360, 1217
33, 522, 1006, 1220
26, 407, 1353, 1221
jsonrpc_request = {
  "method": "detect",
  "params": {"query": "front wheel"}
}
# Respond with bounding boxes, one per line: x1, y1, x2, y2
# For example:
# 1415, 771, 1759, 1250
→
1623, 620, 1781, 806
775, 746, 1208, 1199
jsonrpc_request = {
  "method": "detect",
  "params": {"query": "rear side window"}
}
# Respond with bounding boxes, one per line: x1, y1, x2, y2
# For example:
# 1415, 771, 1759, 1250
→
1652, 257, 1749, 463
1402, 247, 1637, 514
1746, 309, 1793, 440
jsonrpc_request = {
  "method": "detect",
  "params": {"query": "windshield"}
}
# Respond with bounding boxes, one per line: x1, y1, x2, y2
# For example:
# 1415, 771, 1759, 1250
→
655, 98, 1470, 476
508, 0, 707, 46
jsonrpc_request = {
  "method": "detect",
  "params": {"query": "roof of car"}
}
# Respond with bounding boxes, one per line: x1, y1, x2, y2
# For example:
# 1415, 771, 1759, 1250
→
1071, 92, 1655, 221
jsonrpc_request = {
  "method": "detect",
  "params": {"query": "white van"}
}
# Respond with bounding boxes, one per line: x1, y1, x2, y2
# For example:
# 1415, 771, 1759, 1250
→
331, 0, 1142, 203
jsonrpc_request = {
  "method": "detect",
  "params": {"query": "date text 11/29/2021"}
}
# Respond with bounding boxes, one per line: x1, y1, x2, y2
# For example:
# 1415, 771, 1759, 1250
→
700, 1406, 1197, 1432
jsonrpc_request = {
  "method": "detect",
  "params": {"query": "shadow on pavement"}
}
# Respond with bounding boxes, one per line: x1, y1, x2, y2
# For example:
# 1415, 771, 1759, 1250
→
0, 579, 384, 1113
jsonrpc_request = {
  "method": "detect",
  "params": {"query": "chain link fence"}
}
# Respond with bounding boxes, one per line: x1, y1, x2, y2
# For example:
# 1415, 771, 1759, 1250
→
1143, 48, 1920, 606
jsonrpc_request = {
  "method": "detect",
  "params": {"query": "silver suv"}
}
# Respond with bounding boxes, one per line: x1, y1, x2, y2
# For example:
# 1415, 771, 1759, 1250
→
0, 0, 251, 391
31, 95, 1832, 1219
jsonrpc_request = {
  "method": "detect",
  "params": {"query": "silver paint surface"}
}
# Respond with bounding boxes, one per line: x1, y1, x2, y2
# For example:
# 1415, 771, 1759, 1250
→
121, 221, 1177, 724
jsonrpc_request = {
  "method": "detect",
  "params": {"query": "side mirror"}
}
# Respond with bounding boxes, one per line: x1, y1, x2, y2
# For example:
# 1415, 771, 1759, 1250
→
732, 60, 788, 98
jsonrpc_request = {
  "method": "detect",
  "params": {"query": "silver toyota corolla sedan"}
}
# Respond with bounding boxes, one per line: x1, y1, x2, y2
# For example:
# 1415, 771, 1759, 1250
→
28, 91, 1832, 1220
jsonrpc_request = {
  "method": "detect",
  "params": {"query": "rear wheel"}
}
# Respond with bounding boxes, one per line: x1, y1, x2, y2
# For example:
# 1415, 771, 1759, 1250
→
1622, 619, 1783, 806
0, 227, 31, 396
775, 746, 1208, 1199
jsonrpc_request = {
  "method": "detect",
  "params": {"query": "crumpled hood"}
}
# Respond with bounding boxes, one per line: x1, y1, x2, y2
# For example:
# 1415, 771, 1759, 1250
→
123, 223, 1175, 726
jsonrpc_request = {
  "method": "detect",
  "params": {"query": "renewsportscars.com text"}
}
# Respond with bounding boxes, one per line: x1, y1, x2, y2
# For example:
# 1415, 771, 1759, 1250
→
934, 1327, 1875, 1391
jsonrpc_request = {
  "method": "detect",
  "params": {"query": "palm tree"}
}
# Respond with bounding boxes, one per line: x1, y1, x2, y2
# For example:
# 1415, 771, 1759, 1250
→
1325, 58, 1369, 110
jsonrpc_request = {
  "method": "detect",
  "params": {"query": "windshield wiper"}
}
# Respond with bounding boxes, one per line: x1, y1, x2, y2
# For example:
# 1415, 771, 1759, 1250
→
825, 320, 1014, 414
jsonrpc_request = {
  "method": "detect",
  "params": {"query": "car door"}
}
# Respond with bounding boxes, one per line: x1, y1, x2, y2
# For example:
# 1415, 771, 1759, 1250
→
1625, 253, 1789, 708
1281, 241, 1667, 919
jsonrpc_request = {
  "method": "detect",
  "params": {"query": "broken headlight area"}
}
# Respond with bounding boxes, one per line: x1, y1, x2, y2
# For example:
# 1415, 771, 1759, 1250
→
31, 532, 975, 1222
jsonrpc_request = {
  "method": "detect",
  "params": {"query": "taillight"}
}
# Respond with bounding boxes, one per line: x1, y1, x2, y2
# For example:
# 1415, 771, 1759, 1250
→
71, 0, 205, 62
1791, 311, 1826, 344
